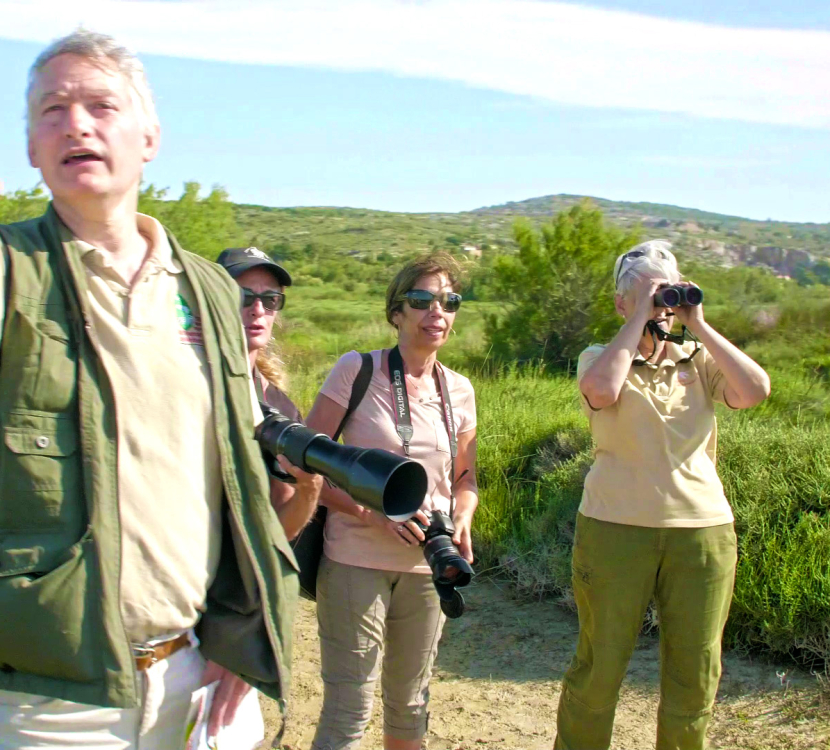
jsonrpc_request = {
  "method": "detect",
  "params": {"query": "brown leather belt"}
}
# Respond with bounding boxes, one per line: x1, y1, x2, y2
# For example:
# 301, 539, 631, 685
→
133, 632, 191, 672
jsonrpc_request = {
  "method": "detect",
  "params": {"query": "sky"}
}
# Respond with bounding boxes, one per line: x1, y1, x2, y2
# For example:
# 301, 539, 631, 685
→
1, 0, 829, 222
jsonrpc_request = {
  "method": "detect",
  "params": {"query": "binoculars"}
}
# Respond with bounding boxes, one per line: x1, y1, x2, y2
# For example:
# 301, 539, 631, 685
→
654, 284, 703, 308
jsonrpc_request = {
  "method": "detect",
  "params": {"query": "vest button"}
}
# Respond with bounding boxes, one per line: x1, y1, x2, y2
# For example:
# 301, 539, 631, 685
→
35, 436, 50, 449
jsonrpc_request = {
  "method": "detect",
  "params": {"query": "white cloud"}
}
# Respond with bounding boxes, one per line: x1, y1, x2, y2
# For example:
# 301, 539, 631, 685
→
2, 0, 830, 128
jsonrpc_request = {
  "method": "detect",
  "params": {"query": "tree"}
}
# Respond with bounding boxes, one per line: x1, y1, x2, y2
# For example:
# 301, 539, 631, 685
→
484, 201, 640, 371
0, 185, 49, 224
138, 182, 241, 259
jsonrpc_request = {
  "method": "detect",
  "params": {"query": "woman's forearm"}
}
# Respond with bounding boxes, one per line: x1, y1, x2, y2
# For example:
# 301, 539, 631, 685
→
579, 315, 647, 408
319, 480, 372, 522
452, 481, 478, 523
688, 321, 771, 408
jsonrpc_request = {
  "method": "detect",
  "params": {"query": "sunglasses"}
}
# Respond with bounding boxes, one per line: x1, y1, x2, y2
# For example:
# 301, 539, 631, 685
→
242, 288, 285, 312
401, 289, 462, 313
615, 249, 646, 287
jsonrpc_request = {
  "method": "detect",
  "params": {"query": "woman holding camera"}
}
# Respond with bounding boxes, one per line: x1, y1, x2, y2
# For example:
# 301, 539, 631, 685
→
554, 241, 770, 750
305, 253, 479, 750
217, 246, 322, 539
210, 248, 322, 747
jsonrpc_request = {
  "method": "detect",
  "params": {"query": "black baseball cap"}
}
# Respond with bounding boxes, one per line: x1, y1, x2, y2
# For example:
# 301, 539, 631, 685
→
216, 247, 292, 287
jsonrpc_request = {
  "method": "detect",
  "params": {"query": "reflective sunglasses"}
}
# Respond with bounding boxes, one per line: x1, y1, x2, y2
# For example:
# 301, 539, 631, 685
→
614, 249, 646, 287
401, 289, 462, 313
242, 288, 285, 312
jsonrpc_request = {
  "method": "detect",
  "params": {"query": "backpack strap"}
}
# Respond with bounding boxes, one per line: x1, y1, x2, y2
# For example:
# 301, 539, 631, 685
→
333, 352, 373, 442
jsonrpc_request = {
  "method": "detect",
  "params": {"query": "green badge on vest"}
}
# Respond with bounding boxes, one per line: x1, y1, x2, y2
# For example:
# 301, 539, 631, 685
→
176, 294, 195, 331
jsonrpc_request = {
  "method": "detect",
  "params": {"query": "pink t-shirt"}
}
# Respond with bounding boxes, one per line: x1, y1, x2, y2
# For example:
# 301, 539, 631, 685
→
319, 349, 477, 573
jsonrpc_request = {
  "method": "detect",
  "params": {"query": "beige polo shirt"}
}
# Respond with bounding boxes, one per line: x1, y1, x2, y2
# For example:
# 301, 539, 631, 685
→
71, 215, 258, 643
577, 341, 735, 529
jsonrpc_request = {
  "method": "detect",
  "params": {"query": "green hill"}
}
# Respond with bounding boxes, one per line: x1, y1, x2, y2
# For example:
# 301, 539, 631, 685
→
233, 194, 830, 279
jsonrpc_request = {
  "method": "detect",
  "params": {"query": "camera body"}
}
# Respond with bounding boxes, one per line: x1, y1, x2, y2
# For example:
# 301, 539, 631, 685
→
653, 284, 703, 308
410, 510, 474, 619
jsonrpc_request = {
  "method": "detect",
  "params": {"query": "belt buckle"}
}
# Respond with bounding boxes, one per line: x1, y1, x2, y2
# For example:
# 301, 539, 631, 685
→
132, 643, 158, 666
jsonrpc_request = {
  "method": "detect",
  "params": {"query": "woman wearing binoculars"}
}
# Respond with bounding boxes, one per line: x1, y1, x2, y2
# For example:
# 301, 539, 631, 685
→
305, 253, 479, 750
554, 240, 770, 750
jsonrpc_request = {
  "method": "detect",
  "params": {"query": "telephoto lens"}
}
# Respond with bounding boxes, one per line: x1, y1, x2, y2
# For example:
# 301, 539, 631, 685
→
255, 404, 427, 522
411, 510, 474, 618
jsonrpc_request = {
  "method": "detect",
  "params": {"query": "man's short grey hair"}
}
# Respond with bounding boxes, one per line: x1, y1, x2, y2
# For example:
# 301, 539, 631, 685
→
614, 240, 681, 296
26, 28, 158, 134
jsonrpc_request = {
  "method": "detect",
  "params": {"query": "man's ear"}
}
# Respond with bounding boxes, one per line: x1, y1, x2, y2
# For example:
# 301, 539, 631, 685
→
142, 123, 161, 164
28, 138, 38, 168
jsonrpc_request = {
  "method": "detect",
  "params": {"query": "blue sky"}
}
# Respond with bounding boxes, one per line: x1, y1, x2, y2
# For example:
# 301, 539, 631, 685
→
2, 0, 829, 222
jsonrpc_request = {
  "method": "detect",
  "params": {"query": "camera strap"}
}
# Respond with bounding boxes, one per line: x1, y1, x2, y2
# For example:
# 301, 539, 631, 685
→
633, 319, 701, 366
253, 369, 266, 402
388, 345, 458, 507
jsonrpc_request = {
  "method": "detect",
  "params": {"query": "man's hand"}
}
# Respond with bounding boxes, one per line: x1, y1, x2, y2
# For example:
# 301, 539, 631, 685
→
201, 661, 252, 744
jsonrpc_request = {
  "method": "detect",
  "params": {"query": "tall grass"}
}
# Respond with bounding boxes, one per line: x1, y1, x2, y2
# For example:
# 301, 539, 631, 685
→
281, 290, 830, 665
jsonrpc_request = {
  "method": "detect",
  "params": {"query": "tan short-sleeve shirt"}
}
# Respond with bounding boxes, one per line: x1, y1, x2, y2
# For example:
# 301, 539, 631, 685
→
1, 215, 262, 643
577, 341, 735, 529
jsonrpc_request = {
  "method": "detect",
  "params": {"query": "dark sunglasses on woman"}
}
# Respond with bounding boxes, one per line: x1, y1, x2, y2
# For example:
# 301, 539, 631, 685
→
242, 288, 285, 312
402, 289, 462, 313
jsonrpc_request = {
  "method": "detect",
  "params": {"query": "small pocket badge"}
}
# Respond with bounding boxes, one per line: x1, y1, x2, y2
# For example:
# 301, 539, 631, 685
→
677, 369, 697, 385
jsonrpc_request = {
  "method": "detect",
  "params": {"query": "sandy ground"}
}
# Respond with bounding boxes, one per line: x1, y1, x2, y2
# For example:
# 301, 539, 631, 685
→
261, 579, 830, 750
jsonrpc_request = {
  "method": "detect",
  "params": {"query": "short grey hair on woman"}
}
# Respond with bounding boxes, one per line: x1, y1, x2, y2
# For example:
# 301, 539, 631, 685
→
26, 29, 158, 134
614, 240, 681, 297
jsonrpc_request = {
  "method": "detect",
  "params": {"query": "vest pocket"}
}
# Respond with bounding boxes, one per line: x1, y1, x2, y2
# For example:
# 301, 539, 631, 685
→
0, 420, 81, 531
0, 529, 99, 683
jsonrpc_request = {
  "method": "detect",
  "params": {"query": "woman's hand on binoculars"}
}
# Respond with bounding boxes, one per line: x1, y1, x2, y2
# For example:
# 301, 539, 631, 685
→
672, 280, 705, 330
276, 455, 324, 504
631, 277, 668, 321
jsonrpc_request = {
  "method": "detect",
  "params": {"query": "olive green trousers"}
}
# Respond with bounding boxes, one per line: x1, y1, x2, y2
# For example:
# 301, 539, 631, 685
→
554, 514, 737, 750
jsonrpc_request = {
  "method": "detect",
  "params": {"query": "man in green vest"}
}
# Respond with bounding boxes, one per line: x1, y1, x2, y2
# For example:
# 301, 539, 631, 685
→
0, 29, 321, 749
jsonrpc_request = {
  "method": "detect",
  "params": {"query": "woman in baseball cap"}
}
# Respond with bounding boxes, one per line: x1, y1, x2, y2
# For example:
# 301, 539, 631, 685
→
217, 247, 299, 421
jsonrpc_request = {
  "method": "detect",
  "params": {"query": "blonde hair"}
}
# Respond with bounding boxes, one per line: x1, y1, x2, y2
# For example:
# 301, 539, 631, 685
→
26, 28, 158, 134
256, 340, 287, 391
614, 240, 681, 296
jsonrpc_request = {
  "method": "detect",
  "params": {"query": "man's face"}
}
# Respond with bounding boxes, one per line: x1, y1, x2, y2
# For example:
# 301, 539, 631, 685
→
27, 53, 159, 204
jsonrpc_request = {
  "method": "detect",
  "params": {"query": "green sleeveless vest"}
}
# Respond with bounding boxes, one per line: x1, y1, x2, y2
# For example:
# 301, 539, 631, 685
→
0, 205, 299, 709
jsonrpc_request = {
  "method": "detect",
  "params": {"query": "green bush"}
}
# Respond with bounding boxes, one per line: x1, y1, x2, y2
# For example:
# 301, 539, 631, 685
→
484, 201, 639, 371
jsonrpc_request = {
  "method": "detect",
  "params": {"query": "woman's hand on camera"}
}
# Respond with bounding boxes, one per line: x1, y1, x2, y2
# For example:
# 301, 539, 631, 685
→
365, 508, 429, 546
452, 514, 474, 563
276, 455, 323, 505
672, 280, 705, 331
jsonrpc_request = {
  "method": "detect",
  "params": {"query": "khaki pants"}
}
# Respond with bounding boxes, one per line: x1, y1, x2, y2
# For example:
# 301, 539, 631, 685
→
0, 641, 205, 749
311, 556, 445, 750
555, 514, 737, 750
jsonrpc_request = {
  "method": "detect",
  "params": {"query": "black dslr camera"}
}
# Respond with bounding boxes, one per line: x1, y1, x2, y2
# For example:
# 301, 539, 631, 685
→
411, 510, 474, 619
653, 284, 703, 308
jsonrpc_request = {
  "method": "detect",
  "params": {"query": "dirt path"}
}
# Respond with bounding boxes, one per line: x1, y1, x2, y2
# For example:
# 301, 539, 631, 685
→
262, 579, 830, 750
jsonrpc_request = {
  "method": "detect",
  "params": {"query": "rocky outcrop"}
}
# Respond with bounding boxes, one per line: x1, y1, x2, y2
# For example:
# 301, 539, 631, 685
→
693, 240, 816, 275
